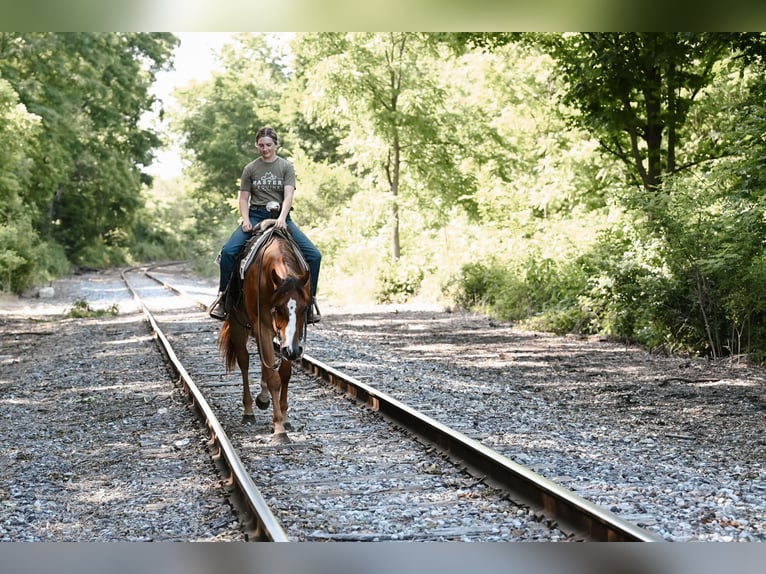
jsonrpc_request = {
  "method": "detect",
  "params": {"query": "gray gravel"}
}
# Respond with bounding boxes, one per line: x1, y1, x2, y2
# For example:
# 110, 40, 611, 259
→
145, 266, 766, 541
136, 270, 574, 541
307, 306, 766, 542
1, 268, 764, 542
0, 271, 243, 541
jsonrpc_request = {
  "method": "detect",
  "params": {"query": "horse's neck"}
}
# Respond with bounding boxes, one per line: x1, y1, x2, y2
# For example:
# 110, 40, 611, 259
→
270, 233, 309, 276
240, 228, 308, 283
268, 237, 306, 278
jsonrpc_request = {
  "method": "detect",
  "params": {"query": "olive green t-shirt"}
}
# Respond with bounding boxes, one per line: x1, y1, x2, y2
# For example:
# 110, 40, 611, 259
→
239, 156, 296, 207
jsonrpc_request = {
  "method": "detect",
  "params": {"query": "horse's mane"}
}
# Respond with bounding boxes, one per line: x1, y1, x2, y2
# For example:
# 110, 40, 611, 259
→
269, 234, 309, 297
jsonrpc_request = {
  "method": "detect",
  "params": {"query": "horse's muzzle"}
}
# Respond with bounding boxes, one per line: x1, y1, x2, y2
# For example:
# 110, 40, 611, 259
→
280, 342, 304, 361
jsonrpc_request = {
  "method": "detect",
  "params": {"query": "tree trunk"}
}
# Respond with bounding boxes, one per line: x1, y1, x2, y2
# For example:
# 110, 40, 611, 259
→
391, 135, 401, 260
642, 64, 663, 191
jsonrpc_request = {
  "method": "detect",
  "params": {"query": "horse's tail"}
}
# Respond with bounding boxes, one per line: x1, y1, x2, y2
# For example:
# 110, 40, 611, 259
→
217, 319, 238, 372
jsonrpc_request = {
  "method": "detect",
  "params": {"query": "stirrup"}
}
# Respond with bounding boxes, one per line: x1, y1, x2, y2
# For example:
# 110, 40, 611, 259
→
209, 293, 227, 320
307, 298, 321, 324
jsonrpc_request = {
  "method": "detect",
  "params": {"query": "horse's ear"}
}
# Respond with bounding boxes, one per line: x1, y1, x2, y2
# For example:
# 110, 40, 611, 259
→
271, 268, 283, 288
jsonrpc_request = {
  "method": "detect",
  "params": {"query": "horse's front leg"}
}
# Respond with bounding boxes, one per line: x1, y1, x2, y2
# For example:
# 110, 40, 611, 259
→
263, 367, 288, 439
255, 378, 270, 411
278, 359, 292, 432
255, 328, 273, 412
257, 325, 290, 443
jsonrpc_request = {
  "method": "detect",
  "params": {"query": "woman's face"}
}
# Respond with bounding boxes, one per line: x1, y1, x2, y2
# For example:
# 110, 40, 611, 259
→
257, 136, 277, 161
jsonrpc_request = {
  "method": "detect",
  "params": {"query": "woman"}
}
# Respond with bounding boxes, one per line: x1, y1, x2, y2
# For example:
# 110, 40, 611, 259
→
209, 126, 321, 323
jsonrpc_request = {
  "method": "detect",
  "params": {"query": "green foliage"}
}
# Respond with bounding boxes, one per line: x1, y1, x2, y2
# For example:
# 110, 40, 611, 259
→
6, 30, 766, 374
0, 76, 40, 293
295, 32, 480, 258
66, 299, 119, 318
375, 258, 425, 304
575, 225, 670, 346
0, 214, 71, 293
570, 161, 766, 360
538, 33, 745, 191
453, 253, 593, 335
127, 178, 195, 263
0, 32, 177, 286
0, 217, 35, 293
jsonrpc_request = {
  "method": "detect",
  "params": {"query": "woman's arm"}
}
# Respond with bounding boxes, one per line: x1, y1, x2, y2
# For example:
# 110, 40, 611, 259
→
239, 191, 252, 231
277, 185, 295, 230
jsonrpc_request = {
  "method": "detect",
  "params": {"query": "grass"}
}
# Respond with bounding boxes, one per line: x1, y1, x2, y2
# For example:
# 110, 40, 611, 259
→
66, 299, 119, 318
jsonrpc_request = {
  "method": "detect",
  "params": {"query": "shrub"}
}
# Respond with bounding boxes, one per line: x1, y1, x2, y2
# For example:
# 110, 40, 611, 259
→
375, 258, 425, 304
67, 299, 119, 318
0, 214, 38, 293
453, 254, 593, 334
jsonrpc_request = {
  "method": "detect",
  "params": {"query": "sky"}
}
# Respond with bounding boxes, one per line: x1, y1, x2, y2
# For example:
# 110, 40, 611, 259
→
146, 32, 233, 180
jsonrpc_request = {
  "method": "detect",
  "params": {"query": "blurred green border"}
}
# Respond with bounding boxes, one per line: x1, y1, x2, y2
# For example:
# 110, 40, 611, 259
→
2, 0, 765, 32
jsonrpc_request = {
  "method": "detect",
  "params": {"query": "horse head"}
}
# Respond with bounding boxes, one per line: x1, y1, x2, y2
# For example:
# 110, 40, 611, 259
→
270, 269, 310, 361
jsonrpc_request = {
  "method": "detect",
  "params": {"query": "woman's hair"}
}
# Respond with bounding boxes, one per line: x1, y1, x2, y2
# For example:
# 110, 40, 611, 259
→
256, 126, 279, 146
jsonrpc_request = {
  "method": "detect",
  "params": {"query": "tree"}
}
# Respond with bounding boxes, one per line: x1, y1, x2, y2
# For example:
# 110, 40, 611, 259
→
537, 33, 763, 192
296, 32, 477, 260
0, 33, 178, 261
172, 33, 290, 226
0, 77, 42, 291
449, 33, 766, 192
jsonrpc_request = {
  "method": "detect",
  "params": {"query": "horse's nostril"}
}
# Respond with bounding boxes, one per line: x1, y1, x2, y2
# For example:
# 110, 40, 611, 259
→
281, 345, 303, 361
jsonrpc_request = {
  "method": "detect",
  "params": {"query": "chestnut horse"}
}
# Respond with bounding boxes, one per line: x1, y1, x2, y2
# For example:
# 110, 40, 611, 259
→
218, 224, 311, 443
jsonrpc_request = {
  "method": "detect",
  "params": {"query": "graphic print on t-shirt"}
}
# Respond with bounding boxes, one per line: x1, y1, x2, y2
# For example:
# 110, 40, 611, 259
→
253, 171, 283, 193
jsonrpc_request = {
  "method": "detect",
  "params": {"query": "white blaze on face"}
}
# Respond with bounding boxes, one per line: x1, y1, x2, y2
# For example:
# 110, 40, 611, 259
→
284, 298, 298, 351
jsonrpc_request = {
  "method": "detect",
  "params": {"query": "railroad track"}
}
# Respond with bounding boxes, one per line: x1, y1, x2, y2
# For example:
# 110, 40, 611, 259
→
123, 263, 662, 542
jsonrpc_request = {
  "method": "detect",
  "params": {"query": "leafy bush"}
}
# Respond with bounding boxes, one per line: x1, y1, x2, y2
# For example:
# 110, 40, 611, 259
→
32, 240, 71, 285
0, 214, 38, 293
576, 230, 670, 347
375, 258, 425, 304
74, 239, 130, 269
453, 254, 592, 334
66, 299, 119, 318
453, 259, 510, 310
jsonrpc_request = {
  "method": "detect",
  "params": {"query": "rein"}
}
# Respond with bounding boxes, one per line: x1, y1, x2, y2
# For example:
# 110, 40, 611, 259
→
252, 229, 309, 372
256, 230, 280, 372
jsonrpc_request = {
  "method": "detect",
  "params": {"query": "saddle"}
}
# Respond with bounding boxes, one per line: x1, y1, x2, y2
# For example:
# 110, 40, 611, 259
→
224, 220, 308, 314
238, 221, 307, 280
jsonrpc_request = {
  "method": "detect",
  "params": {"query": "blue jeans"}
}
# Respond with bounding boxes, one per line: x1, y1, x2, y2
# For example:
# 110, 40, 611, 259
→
218, 207, 322, 298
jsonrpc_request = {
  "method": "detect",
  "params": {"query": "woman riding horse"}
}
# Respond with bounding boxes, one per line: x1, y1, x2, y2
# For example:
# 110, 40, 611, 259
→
209, 126, 321, 324
218, 221, 311, 442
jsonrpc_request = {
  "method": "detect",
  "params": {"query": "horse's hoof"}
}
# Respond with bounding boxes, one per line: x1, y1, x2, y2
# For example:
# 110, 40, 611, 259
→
255, 396, 270, 410
242, 413, 256, 424
272, 432, 291, 444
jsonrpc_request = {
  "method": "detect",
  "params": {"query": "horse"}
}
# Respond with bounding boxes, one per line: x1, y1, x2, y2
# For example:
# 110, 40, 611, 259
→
218, 222, 311, 443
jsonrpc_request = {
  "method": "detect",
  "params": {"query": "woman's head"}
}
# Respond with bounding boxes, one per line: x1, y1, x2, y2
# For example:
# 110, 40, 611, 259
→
256, 126, 279, 161
256, 126, 279, 146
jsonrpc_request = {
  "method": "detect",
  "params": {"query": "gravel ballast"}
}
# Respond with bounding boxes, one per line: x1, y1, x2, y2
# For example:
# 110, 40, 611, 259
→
1, 268, 764, 542
0, 272, 243, 541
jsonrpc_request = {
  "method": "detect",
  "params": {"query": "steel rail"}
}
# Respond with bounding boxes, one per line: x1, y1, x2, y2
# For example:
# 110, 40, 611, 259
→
144, 265, 663, 542
299, 354, 663, 542
121, 268, 289, 542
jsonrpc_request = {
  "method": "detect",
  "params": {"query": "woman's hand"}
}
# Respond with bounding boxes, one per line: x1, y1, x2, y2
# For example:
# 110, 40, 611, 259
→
242, 219, 253, 233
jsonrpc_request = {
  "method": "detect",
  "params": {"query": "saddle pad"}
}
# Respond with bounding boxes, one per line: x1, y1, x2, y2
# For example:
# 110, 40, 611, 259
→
239, 227, 309, 280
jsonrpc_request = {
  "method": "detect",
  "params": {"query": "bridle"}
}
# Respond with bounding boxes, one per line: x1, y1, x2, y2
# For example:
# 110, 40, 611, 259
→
254, 230, 308, 372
